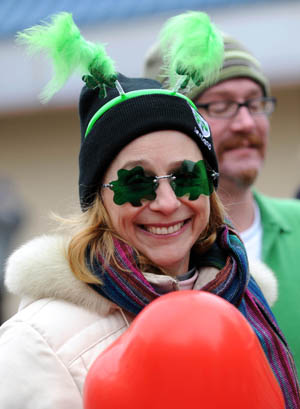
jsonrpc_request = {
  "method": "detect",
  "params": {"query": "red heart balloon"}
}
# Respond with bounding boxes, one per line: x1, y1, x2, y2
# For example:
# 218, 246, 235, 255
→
84, 291, 284, 409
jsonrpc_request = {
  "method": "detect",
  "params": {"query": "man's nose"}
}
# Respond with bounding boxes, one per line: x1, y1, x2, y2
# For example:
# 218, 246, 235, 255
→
230, 106, 256, 133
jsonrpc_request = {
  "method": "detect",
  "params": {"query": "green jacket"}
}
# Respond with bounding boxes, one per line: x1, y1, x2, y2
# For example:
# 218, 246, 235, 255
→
254, 190, 300, 375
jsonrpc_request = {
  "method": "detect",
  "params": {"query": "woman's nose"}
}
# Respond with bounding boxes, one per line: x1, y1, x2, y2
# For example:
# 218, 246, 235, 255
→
149, 179, 180, 214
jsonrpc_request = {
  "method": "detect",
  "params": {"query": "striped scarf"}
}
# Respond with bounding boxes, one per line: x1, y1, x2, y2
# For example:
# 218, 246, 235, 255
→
90, 225, 300, 408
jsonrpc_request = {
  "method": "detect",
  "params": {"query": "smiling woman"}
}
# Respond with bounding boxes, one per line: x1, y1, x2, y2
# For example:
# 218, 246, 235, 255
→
0, 10, 299, 409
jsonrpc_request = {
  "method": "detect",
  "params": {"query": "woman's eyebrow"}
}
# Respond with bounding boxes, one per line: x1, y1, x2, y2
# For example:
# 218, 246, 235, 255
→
169, 160, 185, 171
121, 159, 148, 169
121, 159, 187, 172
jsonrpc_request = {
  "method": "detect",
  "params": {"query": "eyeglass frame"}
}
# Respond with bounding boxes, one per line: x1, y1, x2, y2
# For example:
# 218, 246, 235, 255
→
195, 96, 277, 119
102, 174, 177, 190
101, 160, 215, 207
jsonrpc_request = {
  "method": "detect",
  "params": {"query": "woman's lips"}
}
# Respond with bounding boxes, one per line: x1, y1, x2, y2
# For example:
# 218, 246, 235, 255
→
139, 219, 190, 236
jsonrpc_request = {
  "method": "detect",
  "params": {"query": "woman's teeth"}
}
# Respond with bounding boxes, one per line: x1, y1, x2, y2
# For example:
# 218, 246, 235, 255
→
146, 222, 184, 235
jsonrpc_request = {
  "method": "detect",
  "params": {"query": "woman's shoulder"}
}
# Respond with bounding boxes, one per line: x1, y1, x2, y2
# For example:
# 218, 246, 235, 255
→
254, 191, 300, 220
3, 234, 130, 365
5, 234, 71, 297
5, 234, 112, 315
0, 297, 129, 358
0, 296, 129, 408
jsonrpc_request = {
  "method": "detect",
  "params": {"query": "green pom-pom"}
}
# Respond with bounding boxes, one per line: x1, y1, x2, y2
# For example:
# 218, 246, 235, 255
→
16, 12, 116, 102
159, 11, 224, 90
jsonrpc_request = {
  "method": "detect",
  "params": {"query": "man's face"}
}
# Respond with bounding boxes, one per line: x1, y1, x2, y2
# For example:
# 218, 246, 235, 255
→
195, 78, 270, 190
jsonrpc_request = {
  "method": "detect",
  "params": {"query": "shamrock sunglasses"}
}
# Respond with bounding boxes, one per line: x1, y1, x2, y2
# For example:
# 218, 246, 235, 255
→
102, 160, 213, 207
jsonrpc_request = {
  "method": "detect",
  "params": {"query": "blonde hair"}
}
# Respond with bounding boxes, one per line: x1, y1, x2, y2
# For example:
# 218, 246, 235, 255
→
66, 191, 225, 285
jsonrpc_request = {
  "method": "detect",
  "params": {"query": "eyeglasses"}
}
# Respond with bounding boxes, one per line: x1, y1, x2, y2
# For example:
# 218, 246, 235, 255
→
195, 96, 277, 119
102, 160, 214, 207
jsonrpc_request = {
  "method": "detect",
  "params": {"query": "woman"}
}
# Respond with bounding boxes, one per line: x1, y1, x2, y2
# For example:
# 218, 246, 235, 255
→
0, 12, 299, 409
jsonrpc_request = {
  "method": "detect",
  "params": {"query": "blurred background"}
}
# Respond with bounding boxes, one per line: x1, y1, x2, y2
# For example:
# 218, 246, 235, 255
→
1, 0, 300, 321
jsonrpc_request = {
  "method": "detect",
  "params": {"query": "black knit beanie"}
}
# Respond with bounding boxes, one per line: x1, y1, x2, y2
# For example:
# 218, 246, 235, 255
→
78, 74, 219, 210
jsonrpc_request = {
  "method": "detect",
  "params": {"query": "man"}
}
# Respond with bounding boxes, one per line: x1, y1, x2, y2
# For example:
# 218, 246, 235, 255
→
144, 33, 300, 373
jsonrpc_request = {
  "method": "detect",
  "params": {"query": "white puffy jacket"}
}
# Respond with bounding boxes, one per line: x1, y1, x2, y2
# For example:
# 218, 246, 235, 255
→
0, 235, 277, 409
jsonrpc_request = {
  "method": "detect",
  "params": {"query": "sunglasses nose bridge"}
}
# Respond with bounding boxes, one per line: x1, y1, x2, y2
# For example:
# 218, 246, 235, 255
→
153, 174, 176, 193
149, 174, 180, 213
153, 174, 176, 184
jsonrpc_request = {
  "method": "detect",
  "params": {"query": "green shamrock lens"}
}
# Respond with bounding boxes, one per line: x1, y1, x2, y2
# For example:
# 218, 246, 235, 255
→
104, 160, 213, 207
171, 160, 213, 200
109, 166, 157, 206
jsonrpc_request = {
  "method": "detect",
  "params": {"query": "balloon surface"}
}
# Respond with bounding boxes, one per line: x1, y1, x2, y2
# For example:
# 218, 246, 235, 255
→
84, 290, 284, 409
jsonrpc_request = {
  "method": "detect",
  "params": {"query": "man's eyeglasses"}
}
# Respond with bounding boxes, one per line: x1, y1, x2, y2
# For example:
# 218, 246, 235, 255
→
195, 96, 277, 119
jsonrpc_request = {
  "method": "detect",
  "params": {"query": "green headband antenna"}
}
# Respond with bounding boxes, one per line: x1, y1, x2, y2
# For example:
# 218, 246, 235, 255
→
16, 11, 223, 106
16, 12, 121, 102
159, 11, 224, 91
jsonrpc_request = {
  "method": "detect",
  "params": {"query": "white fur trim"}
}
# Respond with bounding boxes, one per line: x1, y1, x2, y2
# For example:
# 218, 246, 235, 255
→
248, 258, 278, 307
5, 235, 113, 315
5, 235, 278, 314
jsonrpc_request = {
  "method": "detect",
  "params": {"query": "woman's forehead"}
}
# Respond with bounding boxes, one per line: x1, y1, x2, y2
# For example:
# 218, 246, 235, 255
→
113, 130, 203, 167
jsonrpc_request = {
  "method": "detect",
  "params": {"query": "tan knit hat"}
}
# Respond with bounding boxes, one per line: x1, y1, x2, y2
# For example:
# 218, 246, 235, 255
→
143, 33, 271, 99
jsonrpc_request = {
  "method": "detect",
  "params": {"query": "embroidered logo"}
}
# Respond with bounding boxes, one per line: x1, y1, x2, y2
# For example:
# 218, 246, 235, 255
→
193, 127, 212, 150
189, 106, 212, 150
191, 107, 211, 138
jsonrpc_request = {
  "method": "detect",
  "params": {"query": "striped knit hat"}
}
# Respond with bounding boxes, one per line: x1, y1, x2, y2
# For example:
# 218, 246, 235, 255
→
143, 33, 270, 99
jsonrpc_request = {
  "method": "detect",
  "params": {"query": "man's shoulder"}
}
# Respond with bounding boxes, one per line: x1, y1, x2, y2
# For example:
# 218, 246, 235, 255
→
254, 190, 300, 229
254, 190, 300, 215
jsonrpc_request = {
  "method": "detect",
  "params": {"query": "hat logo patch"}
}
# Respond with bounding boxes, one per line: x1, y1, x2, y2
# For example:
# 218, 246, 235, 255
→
191, 107, 211, 138
194, 127, 212, 150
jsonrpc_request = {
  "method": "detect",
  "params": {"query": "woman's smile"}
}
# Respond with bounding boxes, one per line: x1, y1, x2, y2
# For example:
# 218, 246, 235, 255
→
139, 219, 190, 236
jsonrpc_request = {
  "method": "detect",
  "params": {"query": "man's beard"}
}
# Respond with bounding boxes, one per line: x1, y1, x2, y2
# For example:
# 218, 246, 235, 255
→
220, 168, 258, 189
217, 134, 264, 189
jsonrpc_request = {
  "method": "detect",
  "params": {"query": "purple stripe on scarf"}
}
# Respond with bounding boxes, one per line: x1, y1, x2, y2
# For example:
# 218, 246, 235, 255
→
105, 264, 147, 307
244, 289, 299, 408
114, 239, 156, 291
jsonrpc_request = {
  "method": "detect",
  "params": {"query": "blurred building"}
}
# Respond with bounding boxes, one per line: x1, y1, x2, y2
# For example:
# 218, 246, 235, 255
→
0, 0, 300, 319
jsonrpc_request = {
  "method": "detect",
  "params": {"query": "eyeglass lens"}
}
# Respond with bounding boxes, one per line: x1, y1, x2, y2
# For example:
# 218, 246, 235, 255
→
103, 160, 213, 207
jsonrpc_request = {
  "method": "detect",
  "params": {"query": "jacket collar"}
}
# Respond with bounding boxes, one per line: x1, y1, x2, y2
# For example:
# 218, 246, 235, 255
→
253, 189, 291, 233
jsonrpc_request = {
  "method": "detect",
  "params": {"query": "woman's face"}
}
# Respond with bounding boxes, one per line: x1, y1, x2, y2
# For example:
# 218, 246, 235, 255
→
101, 130, 210, 276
